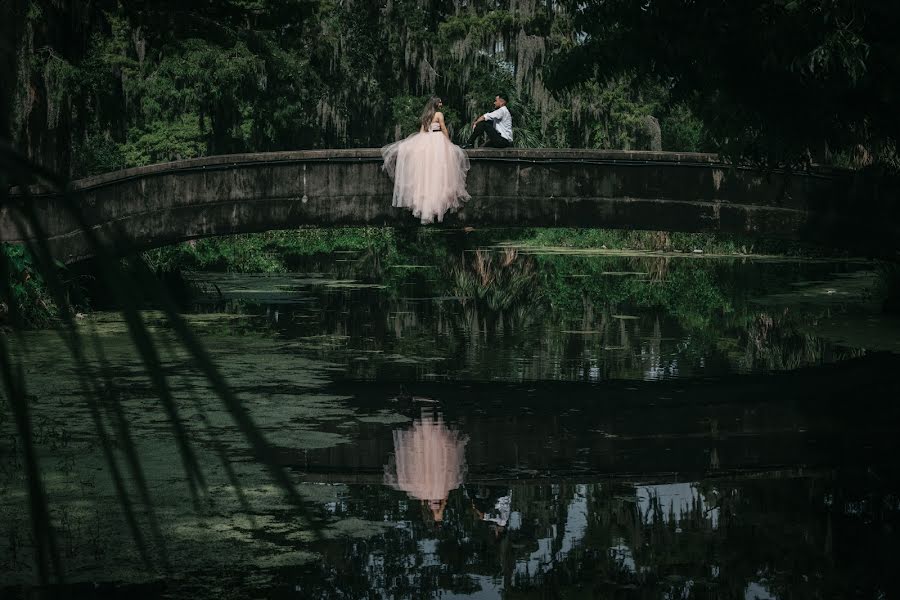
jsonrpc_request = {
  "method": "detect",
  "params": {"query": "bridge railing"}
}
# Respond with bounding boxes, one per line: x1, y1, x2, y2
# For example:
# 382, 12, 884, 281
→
3, 149, 896, 262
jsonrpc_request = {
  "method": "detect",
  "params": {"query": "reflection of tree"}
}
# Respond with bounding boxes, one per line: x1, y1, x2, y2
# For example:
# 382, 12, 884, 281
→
295, 469, 900, 597
459, 249, 536, 306
383, 408, 468, 522
738, 309, 863, 371
220, 237, 871, 381
534, 254, 869, 378
450, 248, 541, 329
355, 473, 900, 598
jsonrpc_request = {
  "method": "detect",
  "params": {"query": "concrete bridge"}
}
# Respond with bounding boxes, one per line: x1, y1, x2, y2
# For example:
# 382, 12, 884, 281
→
2, 148, 896, 263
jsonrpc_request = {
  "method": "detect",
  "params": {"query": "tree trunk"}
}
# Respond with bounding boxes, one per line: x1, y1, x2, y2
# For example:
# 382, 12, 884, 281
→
0, 0, 28, 141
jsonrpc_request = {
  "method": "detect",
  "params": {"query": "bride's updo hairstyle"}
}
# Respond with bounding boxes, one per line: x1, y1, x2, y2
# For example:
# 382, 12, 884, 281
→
419, 96, 442, 131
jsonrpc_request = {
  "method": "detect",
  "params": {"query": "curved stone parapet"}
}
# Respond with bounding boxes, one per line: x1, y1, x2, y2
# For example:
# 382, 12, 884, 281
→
2, 148, 895, 262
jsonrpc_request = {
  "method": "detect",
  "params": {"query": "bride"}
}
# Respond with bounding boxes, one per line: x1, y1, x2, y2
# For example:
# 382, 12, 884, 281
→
381, 97, 471, 224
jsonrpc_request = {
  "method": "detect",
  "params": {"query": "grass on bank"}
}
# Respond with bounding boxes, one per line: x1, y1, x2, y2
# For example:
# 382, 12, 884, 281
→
142, 227, 840, 275
519, 229, 839, 257
142, 228, 399, 273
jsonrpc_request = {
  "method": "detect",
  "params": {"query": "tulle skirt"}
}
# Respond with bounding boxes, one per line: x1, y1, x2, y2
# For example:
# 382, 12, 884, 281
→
383, 413, 468, 502
381, 131, 471, 224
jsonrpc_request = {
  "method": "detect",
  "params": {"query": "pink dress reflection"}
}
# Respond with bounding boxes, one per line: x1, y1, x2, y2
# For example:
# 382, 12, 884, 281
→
384, 410, 468, 522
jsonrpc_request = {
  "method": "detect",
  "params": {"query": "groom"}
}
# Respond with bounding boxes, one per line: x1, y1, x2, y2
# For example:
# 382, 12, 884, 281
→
464, 93, 513, 148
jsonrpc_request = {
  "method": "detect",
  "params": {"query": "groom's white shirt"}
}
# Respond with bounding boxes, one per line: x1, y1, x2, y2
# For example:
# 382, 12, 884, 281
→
483, 105, 513, 142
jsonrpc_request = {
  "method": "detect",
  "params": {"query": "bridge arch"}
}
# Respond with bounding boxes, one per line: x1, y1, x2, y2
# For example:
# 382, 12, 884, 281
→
2, 148, 895, 263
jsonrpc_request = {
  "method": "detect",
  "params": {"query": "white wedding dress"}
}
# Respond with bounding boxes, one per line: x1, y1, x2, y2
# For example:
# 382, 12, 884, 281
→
381, 122, 471, 223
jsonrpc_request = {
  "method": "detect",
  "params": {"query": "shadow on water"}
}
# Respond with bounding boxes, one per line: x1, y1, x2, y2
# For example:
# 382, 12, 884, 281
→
1, 145, 321, 596
5, 178, 900, 597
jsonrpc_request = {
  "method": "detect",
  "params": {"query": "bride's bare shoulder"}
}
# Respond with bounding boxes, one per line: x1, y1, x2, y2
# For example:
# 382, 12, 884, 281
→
434, 111, 445, 120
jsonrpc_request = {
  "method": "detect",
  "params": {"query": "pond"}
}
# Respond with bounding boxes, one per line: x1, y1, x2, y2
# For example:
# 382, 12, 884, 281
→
3, 235, 900, 599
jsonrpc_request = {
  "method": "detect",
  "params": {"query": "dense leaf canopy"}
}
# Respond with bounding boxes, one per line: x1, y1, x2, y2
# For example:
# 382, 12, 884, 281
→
551, 0, 900, 166
5, 0, 898, 174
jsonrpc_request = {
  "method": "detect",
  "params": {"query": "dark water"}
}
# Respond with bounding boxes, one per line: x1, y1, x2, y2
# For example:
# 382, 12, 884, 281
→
190, 246, 899, 598
186, 248, 893, 382
4, 241, 900, 599
279, 375, 900, 600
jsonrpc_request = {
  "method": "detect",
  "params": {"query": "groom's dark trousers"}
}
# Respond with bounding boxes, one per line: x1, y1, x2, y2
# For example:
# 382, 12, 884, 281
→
468, 120, 512, 148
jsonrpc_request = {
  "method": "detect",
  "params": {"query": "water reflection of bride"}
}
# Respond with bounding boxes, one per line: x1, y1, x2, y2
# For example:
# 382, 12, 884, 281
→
383, 408, 468, 523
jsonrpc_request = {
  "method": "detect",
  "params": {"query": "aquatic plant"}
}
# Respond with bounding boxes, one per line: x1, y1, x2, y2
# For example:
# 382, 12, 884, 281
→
0, 143, 321, 585
0, 244, 57, 327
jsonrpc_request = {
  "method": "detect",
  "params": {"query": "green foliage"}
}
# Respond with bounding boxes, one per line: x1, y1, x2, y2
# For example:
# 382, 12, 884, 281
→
25, 0, 42, 21
36, 0, 698, 175
143, 237, 284, 274
1, 244, 57, 327
20, 0, 899, 174
661, 103, 709, 153
451, 249, 539, 314
122, 115, 210, 167
536, 253, 733, 333
71, 131, 126, 177
521, 228, 824, 256
390, 95, 428, 138
437, 10, 516, 41
144, 228, 397, 273
522, 229, 732, 253
551, 0, 900, 166
580, 76, 660, 150
269, 227, 397, 257
38, 52, 79, 130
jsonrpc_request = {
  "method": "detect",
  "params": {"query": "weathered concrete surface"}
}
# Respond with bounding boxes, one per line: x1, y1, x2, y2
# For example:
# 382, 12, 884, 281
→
2, 148, 896, 262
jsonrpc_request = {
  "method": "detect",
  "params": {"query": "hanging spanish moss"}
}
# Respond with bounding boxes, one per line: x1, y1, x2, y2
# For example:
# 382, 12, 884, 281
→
6, 0, 684, 177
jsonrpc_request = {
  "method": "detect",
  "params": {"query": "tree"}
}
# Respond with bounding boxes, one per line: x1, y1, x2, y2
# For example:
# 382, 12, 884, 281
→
9, 0, 689, 178
549, 0, 900, 166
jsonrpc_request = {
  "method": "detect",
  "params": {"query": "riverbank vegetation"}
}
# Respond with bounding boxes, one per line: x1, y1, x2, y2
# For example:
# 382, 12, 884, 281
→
0, 226, 866, 330
139, 228, 843, 279
143, 228, 399, 274
0, 244, 59, 327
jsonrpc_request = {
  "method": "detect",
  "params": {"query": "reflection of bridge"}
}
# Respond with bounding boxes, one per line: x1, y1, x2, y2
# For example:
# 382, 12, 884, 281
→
283, 355, 900, 485
3, 149, 896, 263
